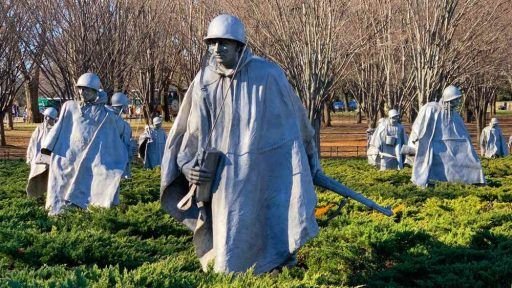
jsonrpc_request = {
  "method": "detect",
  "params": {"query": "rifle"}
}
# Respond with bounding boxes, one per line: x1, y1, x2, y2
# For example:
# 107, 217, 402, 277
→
313, 172, 393, 216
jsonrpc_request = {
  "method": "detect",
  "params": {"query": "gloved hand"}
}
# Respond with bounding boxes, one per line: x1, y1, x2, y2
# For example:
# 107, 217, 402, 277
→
181, 163, 213, 185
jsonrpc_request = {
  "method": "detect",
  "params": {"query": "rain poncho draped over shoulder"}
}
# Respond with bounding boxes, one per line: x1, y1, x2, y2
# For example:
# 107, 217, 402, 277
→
138, 126, 166, 169
368, 119, 407, 170
42, 100, 128, 215
408, 102, 485, 187
160, 50, 319, 274
26, 122, 52, 197
107, 107, 134, 177
480, 125, 508, 158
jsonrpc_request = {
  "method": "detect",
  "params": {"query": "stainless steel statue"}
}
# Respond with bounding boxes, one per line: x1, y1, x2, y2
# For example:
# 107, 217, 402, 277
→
407, 85, 485, 187
107, 92, 134, 178
160, 14, 391, 275
367, 109, 407, 170
26, 107, 58, 198
42, 73, 129, 215
480, 117, 508, 158
138, 116, 167, 169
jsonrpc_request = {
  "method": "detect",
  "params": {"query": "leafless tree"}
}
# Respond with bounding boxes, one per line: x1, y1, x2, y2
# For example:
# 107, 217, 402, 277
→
219, 0, 367, 154
0, 1, 27, 145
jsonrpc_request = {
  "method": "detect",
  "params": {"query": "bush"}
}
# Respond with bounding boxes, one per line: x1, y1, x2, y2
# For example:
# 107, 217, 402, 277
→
1, 159, 511, 287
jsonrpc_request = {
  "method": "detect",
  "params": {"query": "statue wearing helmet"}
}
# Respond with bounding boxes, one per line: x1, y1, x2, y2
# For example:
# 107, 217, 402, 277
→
480, 117, 508, 158
160, 14, 323, 274
106, 91, 135, 178
138, 116, 166, 169
407, 85, 484, 186
76, 72, 101, 103
368, 109, 408, 170
25, 107, 60, 198
41, 73, 129, 215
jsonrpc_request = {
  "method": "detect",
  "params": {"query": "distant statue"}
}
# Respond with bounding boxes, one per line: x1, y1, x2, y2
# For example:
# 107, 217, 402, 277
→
26, 107, 58, 198
107, 92, 135, 178
368, 109, 408, 170
138, 116, 166, 169
406, 85, 485, 187
480, 118, 508, 158
41, 73, 128, 215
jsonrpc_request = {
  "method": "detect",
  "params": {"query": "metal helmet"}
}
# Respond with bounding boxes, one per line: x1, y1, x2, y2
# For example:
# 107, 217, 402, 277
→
111, 92, 128, 107
96, 89, 108, 104
442, 85, 462, 102
43, 107, 58, 119
153, 116, 162, 125
204, 14, 246, 45
388, 109, 399, 118
76, 72, 101, 91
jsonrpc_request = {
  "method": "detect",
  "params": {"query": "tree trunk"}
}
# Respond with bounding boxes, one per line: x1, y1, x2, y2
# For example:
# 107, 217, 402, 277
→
343, 93, 350, 112
476, 111, 484, 143
25, 66, 42, 123
356, 107, 362, 124
0, 112, 6, 146
7, 110, 13, 130
322, 102, 331, 128
312, 115, 321, 159
161, 86, 171, 122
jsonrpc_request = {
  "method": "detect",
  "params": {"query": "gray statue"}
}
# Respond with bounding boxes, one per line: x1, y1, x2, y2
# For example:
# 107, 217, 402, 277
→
368, 109, 407, 170
138, 116, 166, 169
107, 92, 134, 178
480, 117, 508, 158
160, 14, 391, 275
407, 85, 485, 187
26, 107, 58, 198
42, 73, 129, 215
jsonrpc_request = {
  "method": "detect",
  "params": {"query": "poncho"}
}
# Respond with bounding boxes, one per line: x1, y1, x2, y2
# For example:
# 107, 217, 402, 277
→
369, 119, 407, 170
480, 125, 508, 158
43, 100, 128, 215
138, 126, 166, 169
409, 102, 485, 186
107, 107, 134, 177
160, 50, 319, 274
26, 122, 52, 197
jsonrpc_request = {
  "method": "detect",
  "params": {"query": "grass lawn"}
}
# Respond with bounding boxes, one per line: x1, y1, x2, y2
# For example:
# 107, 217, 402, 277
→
0, 158, 511, 287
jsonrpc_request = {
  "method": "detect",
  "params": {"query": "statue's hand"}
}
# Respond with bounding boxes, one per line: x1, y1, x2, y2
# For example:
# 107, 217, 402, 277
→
182, 165, 213, 185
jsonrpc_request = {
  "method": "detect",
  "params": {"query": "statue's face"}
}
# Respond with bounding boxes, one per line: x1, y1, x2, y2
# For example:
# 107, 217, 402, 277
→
45, 116, 56, 126
449, 97, 462, 112
78, 87, 98, 103
390, 116, 399, 125
208, 38, 241, 70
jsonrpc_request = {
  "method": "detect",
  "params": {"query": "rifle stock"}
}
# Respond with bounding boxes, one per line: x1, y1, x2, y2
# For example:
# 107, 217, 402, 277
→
313, 172, 393, 216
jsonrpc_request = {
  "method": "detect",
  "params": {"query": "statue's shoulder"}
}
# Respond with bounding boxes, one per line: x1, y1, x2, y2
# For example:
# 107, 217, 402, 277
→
246, 56, 287, 80
419, 102, 442, 114
61, 100, 80, 113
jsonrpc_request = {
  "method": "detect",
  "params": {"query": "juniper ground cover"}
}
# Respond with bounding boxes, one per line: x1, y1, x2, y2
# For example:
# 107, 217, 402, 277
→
0, 158, 511, 287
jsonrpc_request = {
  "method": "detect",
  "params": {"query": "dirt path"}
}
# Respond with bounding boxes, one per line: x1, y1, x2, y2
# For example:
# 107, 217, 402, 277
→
3, 114, 512, 159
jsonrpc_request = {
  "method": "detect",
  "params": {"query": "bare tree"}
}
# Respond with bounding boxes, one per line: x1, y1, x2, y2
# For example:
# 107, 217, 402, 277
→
0, 1, 27, 145
219, 0, 366, 154
129, 0, 184, 124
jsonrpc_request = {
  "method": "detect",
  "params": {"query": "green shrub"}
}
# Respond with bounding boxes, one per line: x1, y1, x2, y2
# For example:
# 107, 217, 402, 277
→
1, 158, 511, 287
